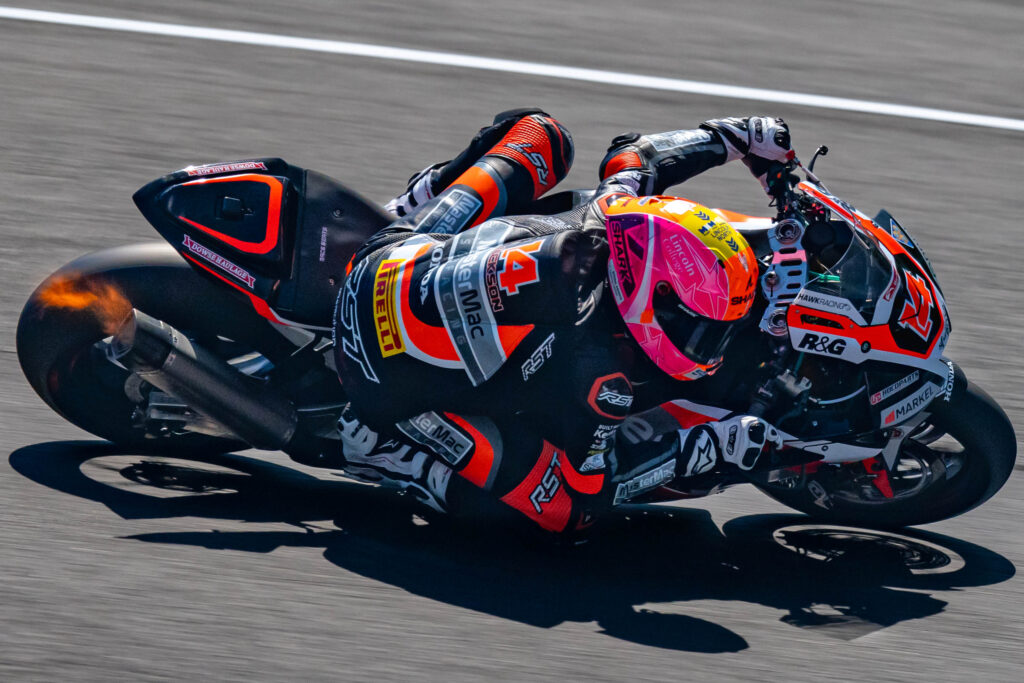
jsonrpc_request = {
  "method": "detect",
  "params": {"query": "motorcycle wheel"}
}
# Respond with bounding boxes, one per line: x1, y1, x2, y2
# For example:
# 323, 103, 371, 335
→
16, 243, 293, 453
759, 380, 1016, 528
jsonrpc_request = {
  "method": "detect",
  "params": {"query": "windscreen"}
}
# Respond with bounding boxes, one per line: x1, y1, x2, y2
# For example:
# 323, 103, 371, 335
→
804, 228, 894, 323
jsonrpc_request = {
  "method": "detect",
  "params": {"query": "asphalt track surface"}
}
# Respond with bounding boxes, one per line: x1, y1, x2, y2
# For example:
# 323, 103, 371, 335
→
1, 1, 1022, 680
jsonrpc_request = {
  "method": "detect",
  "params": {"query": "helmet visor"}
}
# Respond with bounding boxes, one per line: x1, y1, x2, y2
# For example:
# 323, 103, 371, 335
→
652, 285, 742, 366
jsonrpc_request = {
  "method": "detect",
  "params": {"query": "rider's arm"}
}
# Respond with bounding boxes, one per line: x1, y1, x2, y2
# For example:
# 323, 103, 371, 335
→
605, 414, 785, 505
593, 116, 794, 201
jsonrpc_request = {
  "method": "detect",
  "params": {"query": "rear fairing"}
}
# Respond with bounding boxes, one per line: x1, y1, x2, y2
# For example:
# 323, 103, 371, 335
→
133, 158, 391, 329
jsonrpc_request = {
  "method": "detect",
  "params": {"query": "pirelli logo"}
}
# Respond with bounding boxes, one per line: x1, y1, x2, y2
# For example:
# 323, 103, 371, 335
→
373, 259, 405, 357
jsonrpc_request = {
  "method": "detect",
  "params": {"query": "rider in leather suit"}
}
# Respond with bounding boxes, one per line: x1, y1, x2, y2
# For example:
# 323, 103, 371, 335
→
333, 109, 790, 535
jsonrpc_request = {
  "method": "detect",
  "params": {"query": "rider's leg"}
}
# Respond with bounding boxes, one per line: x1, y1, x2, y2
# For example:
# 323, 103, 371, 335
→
391, 410, 602, 538
340, 405, 601, 538
385, 109, 574, 222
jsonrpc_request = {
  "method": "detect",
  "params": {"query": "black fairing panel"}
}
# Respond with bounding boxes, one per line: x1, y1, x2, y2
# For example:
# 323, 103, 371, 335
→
133, 158, 391, 326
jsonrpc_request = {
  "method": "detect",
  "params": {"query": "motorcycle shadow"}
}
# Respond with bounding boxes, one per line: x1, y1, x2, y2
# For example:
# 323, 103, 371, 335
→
9, 441, 1016, 652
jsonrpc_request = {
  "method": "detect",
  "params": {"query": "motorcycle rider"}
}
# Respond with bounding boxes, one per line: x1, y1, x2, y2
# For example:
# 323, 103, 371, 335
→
334, 109, 788, 535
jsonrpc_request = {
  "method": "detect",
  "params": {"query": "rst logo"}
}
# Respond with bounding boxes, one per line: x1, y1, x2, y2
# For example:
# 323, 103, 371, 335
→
596, 389, 633, 407
796, 332, 847, 356
530, 453, 562, 513
506, 141, 551, 187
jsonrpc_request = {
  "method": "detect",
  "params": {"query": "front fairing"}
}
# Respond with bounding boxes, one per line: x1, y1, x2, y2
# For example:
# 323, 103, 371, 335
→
787, 181, 950, 371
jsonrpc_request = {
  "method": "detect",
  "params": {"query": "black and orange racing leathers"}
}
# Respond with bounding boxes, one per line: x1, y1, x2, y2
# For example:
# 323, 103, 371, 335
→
335, 111, 743, 535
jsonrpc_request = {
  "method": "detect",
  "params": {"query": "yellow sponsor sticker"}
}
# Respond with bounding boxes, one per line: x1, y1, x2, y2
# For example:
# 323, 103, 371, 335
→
373, 259, 405, 357
677, 204, 749, 260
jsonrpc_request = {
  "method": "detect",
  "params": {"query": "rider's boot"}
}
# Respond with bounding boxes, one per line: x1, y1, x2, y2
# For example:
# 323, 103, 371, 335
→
338, 405, 451, 512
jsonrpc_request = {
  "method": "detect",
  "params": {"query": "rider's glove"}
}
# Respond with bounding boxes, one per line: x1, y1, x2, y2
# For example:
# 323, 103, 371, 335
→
677, 415, 784, 475
700, 116, 794, 193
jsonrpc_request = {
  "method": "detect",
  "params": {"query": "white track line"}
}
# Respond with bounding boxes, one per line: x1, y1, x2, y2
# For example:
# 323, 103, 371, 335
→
2, 6, 1022, 132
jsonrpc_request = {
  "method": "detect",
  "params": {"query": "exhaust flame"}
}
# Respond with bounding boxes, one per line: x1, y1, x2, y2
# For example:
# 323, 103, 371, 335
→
36, 274, 132, 335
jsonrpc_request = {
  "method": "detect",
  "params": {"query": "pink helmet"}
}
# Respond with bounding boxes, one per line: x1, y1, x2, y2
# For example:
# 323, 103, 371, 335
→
605, 196, 758, 380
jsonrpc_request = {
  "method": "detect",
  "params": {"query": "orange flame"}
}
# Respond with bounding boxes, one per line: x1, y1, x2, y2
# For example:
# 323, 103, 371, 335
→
36, 274, 132, 335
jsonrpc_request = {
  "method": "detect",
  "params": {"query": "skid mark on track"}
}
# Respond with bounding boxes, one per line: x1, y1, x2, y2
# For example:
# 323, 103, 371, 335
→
0, 6, 1023, 132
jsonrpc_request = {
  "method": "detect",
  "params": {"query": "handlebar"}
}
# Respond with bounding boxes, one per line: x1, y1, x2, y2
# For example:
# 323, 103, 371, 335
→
764, 160, 802, 219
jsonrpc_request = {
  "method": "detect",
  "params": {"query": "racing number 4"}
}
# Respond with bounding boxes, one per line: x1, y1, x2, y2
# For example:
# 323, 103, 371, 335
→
498, 241, 543, 295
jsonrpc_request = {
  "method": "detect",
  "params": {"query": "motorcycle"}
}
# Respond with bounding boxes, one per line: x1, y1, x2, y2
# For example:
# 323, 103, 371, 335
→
16, 150, 1016, 528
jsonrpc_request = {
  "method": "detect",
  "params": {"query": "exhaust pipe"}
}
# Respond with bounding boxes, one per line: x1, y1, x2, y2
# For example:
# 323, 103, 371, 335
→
107, 309, 298, 450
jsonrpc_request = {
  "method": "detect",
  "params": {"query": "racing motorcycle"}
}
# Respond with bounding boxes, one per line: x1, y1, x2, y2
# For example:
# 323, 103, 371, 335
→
16, 150, 1016, 528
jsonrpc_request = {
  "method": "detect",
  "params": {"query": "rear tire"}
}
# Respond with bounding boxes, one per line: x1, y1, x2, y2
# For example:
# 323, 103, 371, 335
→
759, 379, 1016, 527
16, 243, 292, 452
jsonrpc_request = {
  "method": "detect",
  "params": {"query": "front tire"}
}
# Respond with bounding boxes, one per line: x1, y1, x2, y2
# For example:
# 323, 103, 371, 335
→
760, 379, 1016, 527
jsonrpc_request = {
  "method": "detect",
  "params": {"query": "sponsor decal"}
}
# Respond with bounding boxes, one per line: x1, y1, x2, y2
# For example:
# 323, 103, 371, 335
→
183, 161, 267, 177
870, 370, 920, 405
881, 383, 937, 426
889, 217, 914, 248
607, 217, 637, 297
398, 412, 473, 468
505, 141, 550, 186
607, 259, 625, 304
182, 235, 255, 288
419, 189, 482, 235
613, 460, 676, 505
455, 259, 486, 340
796, 332, 847, 356
337, 260, 380, 383
730, 291, 755, 306
683, 428, 717, 476
943, 360, 955, 402
521, 333, 555, 380
318, 226, 329, 262
418, 245, 445, 305
898, 271, 935, 341
498, 240, 543, 295
596, 389, 634, 408
435, 227, 518, 386
588, 373, 633, 419
579, 453, 606, 473
530, 453, 562, 513
484, 249, 504, 311
883, 270, 900, 302
587, 424, 618, 458
795, 291, 857, 315
438, 253, 497, 384
372, 259, 405, 357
